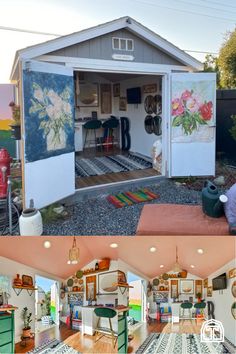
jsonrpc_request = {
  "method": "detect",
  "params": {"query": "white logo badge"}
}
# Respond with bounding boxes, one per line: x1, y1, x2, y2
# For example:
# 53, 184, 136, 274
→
201, 319, 224, 343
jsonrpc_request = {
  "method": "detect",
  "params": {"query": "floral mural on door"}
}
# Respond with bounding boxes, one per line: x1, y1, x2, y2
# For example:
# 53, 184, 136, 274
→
171, 80, 215, 143
23, 70, 74, 162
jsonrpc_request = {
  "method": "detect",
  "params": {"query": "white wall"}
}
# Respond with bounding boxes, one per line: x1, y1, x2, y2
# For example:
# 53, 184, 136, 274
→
205, 259, 236, 345
0, 256, 64, 343
113, 75, 163, 158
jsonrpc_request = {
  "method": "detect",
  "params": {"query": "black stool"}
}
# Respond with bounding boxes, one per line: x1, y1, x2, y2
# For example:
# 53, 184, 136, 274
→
83, 120, 102, 150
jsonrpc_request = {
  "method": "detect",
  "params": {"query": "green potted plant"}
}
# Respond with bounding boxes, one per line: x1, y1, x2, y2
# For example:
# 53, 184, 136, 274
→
196, 292, 202, 303
9, 101, 21, 140
21, 307, 32, 338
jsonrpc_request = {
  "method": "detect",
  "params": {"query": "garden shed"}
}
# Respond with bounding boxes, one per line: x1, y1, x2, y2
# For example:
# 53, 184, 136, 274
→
10, 16, 216, 209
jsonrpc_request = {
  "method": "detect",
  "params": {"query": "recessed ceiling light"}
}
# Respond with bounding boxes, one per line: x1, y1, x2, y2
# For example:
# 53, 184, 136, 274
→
110, 243, 118, 248
43, 241, 51, 249
160, 265, 164, 268
190, 265, 195, 268
197, 248, 204, 254
150, 247, 156, 252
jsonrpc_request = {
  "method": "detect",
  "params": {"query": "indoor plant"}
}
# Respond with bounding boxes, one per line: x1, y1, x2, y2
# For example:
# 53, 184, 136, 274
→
9, 101, 21, 140
196, 292, 202, 303
21, 307, 32, 338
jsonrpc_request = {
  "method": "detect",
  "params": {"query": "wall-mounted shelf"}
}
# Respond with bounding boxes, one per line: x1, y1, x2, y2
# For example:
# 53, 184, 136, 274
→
83, 267, 110, 276
12, 286, 37, 296
113, 283, 134, 295
66, 291, 84, 294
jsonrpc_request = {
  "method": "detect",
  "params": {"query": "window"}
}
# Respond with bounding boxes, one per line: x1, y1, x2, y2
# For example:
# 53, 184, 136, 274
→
112, 37, 134, 51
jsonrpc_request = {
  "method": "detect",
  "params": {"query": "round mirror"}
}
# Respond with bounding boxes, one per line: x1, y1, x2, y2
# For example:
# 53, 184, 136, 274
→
100, 274, 118, 293
144, 115, 153, 134
153, 115, 162, 136
231, 302, 236, 319
153, 94, 162, 114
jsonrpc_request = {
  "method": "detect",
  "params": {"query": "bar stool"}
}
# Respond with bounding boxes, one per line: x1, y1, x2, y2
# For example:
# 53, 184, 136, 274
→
83, 120, 102, 150
94, 307, 117, 348
180, 302, 193, 323
102, 117, 119, 151
194, 302, 206, 319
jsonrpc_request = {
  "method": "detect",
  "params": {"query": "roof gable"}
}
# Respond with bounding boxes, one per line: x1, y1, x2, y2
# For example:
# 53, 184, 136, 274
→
11, 16, 202, 79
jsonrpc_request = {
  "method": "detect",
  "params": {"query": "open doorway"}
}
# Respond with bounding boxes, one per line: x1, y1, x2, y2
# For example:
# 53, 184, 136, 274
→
127, 271, 146, 334
74, 71, 163, 190
35, 275, 60, 333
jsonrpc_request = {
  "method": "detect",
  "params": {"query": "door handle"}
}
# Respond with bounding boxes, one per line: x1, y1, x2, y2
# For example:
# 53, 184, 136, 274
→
208, 125, 216, 128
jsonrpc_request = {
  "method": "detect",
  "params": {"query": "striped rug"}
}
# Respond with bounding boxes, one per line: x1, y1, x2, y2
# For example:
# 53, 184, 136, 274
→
107, 188, 159, 208
75, 153, 152, 177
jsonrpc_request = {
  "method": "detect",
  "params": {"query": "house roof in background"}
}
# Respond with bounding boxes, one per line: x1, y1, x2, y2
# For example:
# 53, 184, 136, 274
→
0, 236, 234, 280
10, 16, 203, 80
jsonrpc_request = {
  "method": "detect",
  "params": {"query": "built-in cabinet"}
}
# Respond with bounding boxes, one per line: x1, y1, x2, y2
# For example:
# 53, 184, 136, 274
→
118, 308, 129, 354
0, 308, 17, 354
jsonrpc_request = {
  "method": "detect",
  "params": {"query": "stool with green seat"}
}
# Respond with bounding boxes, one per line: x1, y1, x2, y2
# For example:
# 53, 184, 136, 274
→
194, 302, 206, 319
102, 117, 119, 151
94, 307, 118, 348
83, 119, 102, 150
180, 302, 193, 322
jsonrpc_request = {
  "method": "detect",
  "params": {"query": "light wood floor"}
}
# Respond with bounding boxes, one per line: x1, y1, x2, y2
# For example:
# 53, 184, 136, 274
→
129, 319, 204, 353
15, 324, 116, 354
75, 148, 159, 189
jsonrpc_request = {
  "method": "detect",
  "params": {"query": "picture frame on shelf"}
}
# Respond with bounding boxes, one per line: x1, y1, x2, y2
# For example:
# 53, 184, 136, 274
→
22, 275, 33, 287
180, 279, 194, 294
170, 279, 178, 298
113, 83, 120, 97
76, 83, 99, 107
98, 271, 118, 295
207, 286, 213, 297
0, 275, 11, 295
86, 275, 96, 301
204, 278, 208, 288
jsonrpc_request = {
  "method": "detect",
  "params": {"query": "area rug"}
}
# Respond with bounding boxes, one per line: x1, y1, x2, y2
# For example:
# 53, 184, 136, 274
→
75, 153, 152, 177
107, 188, 159, 208
27, 339, 81, 354
135, 333, 231, 354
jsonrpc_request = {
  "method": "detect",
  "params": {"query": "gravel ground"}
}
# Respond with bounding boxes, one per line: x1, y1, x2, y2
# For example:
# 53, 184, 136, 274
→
42, 179, 202, 236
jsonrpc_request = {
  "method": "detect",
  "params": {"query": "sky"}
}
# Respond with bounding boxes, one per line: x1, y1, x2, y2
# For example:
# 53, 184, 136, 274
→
0, 0, 235, 83
36, 275, 55, 292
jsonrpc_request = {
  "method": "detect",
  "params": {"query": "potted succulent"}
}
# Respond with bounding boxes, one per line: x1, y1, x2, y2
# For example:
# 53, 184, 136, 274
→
9, 101, 21, 140
21, 307, 32, 338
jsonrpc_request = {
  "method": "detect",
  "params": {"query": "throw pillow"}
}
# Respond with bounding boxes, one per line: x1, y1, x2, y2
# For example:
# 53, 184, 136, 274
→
224, 183, 236, 235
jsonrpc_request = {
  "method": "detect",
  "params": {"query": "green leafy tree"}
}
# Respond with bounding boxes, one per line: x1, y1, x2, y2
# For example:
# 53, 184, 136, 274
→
218, 29, 236, 88
203, 54, 221, 88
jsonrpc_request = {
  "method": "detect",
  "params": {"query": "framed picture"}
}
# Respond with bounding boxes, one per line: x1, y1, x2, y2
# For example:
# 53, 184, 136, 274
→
100, 84, 112, 114
229, 268, 236, 279
207, 286, 213, 297
180, 279, 194, 294
86, 275, 96, 301
143, 83, 157, 93
98, 271, 118, 295
204, 278, 208, 288
0, 275, 11, 294
76, 83, 99, 107
22, 275, 33, 287
113, 83, 120, 97
119, 97, 127, 111
170, 279, 178, 298
195, 280, 203, 297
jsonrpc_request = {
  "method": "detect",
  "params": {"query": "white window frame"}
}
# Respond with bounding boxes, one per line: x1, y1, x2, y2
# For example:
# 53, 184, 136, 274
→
112, 37, 134, 51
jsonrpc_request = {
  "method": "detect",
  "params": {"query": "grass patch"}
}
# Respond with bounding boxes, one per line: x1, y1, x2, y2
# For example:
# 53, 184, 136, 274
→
40, 203, 66, 224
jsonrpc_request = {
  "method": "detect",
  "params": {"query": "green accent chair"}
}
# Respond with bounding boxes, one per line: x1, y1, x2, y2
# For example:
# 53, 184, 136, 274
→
83, 119, 102, 150
94, 307, 118, 348
194, 302, 206, 319
180, 302, 193, 322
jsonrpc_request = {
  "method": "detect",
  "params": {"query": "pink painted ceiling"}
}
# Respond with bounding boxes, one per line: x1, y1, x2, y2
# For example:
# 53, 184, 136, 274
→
0, 236, 235, 280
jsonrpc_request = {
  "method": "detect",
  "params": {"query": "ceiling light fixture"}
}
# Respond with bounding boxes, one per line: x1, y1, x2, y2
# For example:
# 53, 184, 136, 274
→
43, 241, 51, 249
150, 247, 156, 253
160, 265, 164, 268
190, 265, 195, 268
172, 246, 182, 272
197, 248, 204, 254
110, 243, 118, 248
67, 237, 79, 265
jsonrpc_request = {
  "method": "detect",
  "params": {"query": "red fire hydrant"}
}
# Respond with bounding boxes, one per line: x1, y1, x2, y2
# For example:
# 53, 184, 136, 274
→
0, 148, 12, 198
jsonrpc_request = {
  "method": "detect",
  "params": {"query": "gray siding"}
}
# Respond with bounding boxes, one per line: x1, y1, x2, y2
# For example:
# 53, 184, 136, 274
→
48, 29, 185, 66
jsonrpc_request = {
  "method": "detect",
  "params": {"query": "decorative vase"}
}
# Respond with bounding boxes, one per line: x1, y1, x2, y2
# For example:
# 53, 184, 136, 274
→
46, 128, 66, 151
13, 274, 22, 286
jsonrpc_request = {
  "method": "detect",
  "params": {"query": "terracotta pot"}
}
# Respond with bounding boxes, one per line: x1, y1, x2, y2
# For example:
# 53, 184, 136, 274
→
22, 328, 31, 338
